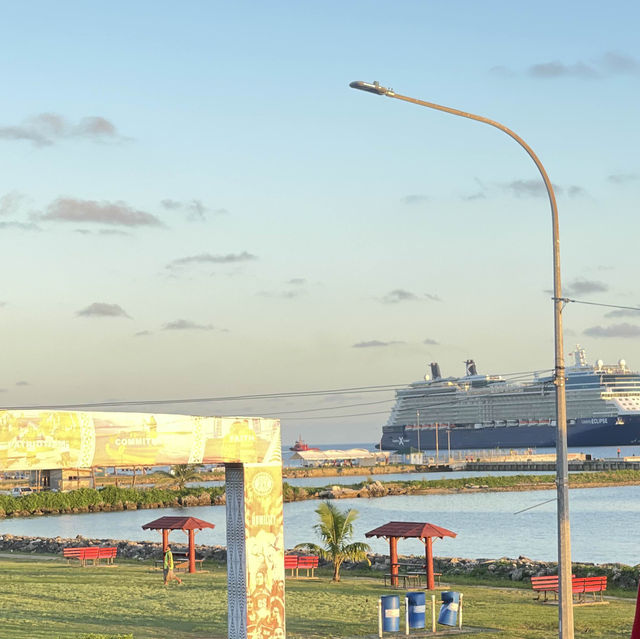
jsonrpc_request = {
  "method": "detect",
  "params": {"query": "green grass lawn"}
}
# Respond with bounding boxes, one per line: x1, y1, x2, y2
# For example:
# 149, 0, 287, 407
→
0, 557, 635, 638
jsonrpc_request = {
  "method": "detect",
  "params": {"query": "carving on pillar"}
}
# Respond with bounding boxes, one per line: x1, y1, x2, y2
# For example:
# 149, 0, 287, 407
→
226, 465, 247, 639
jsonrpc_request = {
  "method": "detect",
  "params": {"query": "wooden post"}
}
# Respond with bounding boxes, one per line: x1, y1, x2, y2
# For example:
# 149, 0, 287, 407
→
131, 466, 136, 488
425, 536, 435, 591
114, 466, 119, 488
390, 536, 399, 587
91, 467, 96, 489
188, 529, 196, 573
162, 529, 169, 553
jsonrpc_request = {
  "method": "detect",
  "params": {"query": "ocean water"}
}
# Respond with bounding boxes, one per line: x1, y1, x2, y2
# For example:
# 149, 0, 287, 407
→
2, 443, 636, 565
2, 482, 638, 566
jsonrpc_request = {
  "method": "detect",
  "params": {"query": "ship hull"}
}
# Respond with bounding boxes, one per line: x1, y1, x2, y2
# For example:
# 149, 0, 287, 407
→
380, 416, 640, 451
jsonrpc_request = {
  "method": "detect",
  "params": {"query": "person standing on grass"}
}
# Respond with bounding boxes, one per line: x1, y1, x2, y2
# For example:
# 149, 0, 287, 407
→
163, 544, 183, 586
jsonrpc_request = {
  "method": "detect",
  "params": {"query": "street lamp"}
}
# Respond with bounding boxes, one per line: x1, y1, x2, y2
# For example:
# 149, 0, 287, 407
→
350, 80, 573, 639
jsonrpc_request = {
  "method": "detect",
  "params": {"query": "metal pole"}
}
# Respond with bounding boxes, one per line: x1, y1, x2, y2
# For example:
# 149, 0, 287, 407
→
349, 80, 573, 638
431, 594, 436, 633
416, 409, 420, 453
435, 423, 439, 464
405, 595, 409, 636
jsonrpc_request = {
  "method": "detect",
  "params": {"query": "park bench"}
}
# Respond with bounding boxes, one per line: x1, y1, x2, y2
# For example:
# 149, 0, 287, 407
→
573, 576, 608, 603
284, 554, 299, 578
284, 555, 319, 579
297, 555, 319, 578
531, 575, 607, 603
63, 546, 117, 567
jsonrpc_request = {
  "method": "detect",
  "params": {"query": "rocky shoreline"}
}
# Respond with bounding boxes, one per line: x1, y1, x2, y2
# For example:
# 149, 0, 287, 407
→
1, 534, 638, 590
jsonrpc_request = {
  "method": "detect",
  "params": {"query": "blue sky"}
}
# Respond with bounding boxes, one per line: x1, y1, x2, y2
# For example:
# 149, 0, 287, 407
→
1, 1, 639, 444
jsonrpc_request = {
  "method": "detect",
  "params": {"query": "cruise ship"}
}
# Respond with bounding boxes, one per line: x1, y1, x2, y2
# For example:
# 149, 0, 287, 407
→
380, 346, 640, 451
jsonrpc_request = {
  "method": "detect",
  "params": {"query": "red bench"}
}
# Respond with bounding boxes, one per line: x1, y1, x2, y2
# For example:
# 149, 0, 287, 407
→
284, 554, 299, 578
531, 575, 607, 603
297, 555, 319, 578
63, 546, 117, 567
284, 555, 318, 578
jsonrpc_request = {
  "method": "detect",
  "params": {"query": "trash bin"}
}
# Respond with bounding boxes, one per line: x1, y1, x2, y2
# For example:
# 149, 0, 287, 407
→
380, 595, 400, 632
438, 591, 460, 626
406, 591, 426, 629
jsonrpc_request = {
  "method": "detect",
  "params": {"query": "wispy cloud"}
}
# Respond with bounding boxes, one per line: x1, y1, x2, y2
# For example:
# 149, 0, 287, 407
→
0, 113, 126, 147
605, 306, 640, 318
423, 338, 439, 345
383, 289, 418, 304
564, 279, 608, 296
162, 319, 217, 331
167, 251, 257, 269
527, 52, 640, 79
160, 198, 228, 221
607, 173, 639, 185
501, 179, 585, 199
16, 380, 29, 386
76, 303, 131, 318
381, 289, 441, 304
288, 278, 306, 286
41, 198, 163, 227
352, 340, 404, 348
258, 290, 304, 299
0, 191, 24, 216
0, 221, 40, 231
584, 323, 640, 338
134, 330, 152, 337
529, 61, 598, 79
401, 195, 429, 205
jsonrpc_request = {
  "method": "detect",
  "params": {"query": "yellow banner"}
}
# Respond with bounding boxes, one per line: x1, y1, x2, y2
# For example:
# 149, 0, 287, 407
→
0, 410, 281, 470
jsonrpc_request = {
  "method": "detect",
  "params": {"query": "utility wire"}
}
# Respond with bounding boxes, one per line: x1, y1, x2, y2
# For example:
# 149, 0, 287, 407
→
559, 298, 640, 312
514, 497, 556, 515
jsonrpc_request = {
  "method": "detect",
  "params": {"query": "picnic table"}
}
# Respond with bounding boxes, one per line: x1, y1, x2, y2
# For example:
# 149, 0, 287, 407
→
384, 562, 442, 589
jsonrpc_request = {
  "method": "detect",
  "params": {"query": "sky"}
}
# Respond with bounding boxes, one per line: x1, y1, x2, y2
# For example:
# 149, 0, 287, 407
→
1, 1, 639, 445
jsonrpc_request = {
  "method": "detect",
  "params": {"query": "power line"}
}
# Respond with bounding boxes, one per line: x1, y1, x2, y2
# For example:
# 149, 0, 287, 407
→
559, 298, 640, 312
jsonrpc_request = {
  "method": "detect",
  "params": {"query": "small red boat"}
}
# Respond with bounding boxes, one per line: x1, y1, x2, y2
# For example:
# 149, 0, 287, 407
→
289, 436, 320, 452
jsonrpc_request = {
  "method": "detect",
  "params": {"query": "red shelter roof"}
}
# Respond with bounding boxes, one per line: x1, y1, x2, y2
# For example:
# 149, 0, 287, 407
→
142, 516, 215, 531
365, 521, 456, 540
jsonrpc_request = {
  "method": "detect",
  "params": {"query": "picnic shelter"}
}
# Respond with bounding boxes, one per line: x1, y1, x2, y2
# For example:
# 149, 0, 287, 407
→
365, 521, 456, 590
142, 515, 215, 573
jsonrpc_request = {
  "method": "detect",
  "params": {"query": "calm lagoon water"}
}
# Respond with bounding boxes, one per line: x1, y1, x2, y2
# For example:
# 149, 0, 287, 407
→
2, 484, 639, 566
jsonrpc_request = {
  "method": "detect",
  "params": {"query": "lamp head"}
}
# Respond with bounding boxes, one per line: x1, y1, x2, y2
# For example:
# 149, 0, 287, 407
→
349, 80, 393, 96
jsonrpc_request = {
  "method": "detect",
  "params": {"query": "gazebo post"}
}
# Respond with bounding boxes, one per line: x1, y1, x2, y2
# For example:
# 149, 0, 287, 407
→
162, 529, 169, 553
389, 536, 399, 587
188, 529, 196, 573
425, 536, 435, 590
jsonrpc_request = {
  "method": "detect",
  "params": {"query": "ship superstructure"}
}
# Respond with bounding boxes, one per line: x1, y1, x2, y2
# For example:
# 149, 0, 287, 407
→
380, 346, 640, 450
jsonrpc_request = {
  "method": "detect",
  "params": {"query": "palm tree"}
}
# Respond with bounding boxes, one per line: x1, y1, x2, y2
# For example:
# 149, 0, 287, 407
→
295, 501, 371, 582
155, 464, 203, 490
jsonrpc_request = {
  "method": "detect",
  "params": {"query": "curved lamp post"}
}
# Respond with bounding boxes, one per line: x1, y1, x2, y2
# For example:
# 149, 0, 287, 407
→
349, 80, 573, 638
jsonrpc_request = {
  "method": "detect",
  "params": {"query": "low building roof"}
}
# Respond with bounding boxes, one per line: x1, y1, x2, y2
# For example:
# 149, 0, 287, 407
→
290, 448, 387, 462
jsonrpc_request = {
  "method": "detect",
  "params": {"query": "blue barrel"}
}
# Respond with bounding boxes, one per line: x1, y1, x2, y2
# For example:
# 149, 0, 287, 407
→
438, 591, 460, 626
380, 595, 400, 632
406, 591, 426, 629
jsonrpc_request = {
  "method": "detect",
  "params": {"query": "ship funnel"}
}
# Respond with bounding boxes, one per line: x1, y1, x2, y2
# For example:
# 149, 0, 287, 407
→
465, 359, 477, 376
430, 362, 442, 380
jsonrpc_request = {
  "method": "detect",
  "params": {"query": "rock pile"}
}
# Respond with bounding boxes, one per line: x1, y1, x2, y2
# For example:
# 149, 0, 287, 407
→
1, 534, 638, 589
